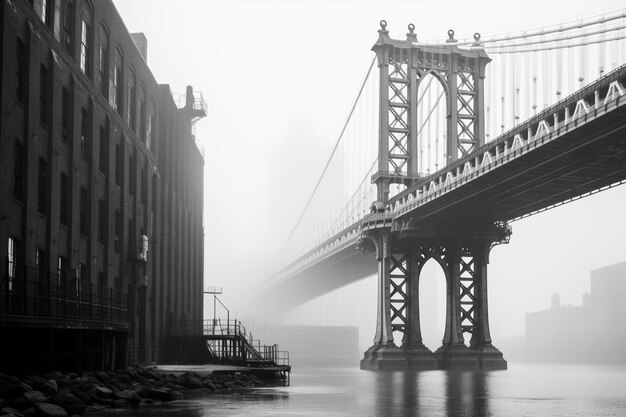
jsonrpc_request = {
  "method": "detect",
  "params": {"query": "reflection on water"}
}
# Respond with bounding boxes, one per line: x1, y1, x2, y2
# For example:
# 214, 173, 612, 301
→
101, 364, 626, 417
371, 369, 491, 417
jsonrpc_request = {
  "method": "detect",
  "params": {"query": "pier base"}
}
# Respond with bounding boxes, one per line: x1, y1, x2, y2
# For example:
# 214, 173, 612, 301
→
360, 344, 408, 370
472, 345, 507, 370
434, 344, 481, 370
405, 344, 438, 370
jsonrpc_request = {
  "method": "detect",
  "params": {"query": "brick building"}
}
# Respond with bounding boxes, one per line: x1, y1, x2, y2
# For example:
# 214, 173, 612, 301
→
0, 0, 205, 374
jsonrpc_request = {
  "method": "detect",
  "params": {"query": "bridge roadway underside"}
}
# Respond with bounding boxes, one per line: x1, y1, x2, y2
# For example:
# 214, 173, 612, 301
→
401, 102, 626, 226
261, 101, 626, 313
259, 244, 377, 314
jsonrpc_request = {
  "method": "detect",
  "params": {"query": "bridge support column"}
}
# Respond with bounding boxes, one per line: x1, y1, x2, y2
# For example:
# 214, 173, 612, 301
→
434, 241, 506, 370
468, 242, 507, 370
403, 245, 438, 370
361, 232, 407, 370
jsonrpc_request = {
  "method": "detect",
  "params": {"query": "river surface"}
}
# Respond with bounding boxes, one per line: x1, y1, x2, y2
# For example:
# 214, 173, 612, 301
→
98, 363, 626, 416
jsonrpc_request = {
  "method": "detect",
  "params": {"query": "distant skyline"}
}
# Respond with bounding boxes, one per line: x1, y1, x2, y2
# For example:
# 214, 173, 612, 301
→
113, 0, 626, 343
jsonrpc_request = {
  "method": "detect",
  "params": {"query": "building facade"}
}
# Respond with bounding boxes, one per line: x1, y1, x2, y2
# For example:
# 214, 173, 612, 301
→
525, 262, 626, 364
0, 0, 205, 374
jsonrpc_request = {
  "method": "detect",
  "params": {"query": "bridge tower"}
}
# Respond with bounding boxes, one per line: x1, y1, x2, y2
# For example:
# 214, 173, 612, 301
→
362, 22, 508, 370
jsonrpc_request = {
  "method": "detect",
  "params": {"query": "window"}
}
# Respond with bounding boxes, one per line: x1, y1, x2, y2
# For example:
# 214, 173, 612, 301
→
114, 209, 121, 252
35, 248, 46, 283
129, 151, 136, 197
79, 186, 88, 236
35, 0, 50, 24
138, 84, 146, 142
16, 39, 27, 105
99, 124, 107, 173
97, 270, 105, 287
141, 164, 147, 205
60, 173, 69, 226
97, 199, 105, 244
57, 255, 66, 285
146, 102, 156, 150
115, 140, 124, 186
62, 0, 74, 57
7, 237, 18, 291
38, 158, 47, 215
98, 24, 109, 97
13, 141, 24, 201
79, 2, 92, 77
79, 263, 87, 285
40, 65, 50, 127
127, 68, 136, 130
111, 48, 123, 115
80, 107, 90, 159
61, 87, 71, 142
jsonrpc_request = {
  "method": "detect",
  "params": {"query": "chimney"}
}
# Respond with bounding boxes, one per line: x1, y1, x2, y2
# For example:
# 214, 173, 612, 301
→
131, 33, 148, 62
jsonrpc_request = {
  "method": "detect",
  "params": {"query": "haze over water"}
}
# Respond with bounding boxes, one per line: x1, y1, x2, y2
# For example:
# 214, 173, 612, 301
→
101, 364, 626, 416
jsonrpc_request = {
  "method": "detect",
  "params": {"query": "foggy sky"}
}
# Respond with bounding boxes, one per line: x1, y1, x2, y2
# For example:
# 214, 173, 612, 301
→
113, 0, 626, 348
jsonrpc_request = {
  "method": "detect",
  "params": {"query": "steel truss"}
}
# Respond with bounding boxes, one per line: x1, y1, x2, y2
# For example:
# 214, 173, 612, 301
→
362, 227, 508, 370
372, 22, 490, 202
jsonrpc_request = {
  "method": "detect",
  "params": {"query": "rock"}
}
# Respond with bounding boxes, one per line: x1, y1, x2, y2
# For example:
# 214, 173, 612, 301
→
93, 372, 109, 383
93, 386, 114, 398
46, 381, 58, 394
179, 373, 203, 389
170, 391, 184, 401
68, 388, 90, 404
0, 381, 30, 399
114, 390, 141, 405
110, 399, 126, 408
7, 397, 29, 410
84, 404, 108, 413
40, 373, 61, 382
51, 392, 86, 415
145, 388, 176, 402
23, 390, 48, 404
142, 371, 161, 381
33, 403, 68, 417
52, 376, 70, 388
203, 382, 217, 391
0, 407, 25, 417
114, 373, 130, 384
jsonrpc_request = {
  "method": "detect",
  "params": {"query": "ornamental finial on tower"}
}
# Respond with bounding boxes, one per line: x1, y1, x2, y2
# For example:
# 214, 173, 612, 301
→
377, 20, 391, 43
406, 23, 417, 42
472, 32, 483, 47
446, 29, 457, 43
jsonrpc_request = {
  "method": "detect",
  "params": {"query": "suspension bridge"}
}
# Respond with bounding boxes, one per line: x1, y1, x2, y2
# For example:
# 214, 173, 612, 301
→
254, 10, 626, 370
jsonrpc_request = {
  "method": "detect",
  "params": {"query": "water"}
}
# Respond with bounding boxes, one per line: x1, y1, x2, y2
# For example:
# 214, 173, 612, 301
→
98, 364, 626, 416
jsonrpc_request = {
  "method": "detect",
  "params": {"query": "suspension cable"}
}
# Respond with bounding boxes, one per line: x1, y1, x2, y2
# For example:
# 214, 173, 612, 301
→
274, 56, 376, 263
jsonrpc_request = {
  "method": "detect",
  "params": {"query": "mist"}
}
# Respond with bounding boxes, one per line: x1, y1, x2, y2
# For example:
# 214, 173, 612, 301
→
112, 0, 626, 356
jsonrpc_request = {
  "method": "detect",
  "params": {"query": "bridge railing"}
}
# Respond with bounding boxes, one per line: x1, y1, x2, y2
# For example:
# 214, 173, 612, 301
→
169, 319, 290, 366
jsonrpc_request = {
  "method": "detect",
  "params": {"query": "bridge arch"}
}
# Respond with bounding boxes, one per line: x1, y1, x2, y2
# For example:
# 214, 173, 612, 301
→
416, 71, 449, 174
417, 257, 447, 351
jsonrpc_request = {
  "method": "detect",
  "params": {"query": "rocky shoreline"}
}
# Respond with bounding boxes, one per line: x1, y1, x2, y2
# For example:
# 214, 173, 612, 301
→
0, 366, 270, 416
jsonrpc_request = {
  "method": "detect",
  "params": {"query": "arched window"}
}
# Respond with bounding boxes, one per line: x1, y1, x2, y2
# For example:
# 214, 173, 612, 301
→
111, 47, 123, 115
127, 67, 136, 131
98, 23, 109, 97
138, 83, 146, 142
79, 1, 93, 78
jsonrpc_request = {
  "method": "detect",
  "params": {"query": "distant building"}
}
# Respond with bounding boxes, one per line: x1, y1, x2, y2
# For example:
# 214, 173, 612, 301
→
253, 325, 360, 367
0, 0, 205, 374
525, 262, 626, 364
